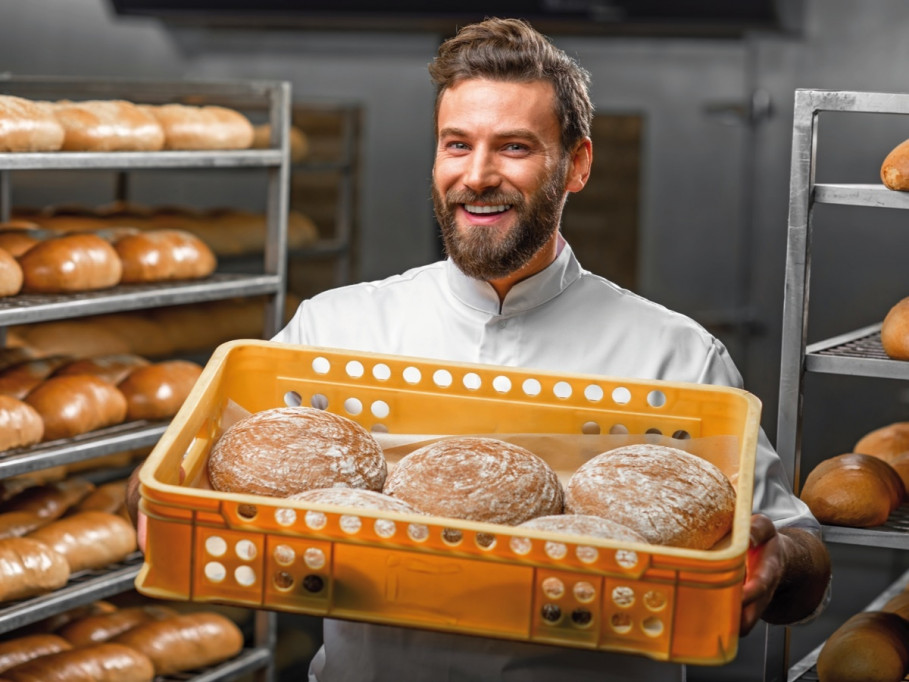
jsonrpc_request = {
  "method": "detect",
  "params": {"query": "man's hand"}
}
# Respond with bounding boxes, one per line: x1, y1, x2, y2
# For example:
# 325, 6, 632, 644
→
741, 513, 832, 635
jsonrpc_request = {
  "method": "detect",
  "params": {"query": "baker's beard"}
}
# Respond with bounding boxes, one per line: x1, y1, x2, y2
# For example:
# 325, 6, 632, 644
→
433, 168, 567, 281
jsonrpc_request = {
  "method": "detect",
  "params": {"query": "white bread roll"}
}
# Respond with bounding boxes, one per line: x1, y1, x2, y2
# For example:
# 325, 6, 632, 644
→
565, 444, 736, 549
207, 406, 386, 497
0, 95, 65, 151
383, 436, 564, 525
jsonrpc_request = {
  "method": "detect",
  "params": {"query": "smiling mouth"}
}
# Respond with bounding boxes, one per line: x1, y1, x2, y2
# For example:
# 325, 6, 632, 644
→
463, 204, 512, 215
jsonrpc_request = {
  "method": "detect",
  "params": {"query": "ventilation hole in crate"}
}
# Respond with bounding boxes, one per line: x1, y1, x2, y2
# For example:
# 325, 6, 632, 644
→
542, 577, 564, 599
571, 608, 593, 628
370, 401, 390, 419
642, 616, 664, 638
610, 612, 632, 634
204, 561, 226, 583
284, 391, 303, 407
339, 515, 362, 534
574, 581, 596, 603
274, 571, 294, 590
235, 539, 257, 561
408, 523, 429, 542
305, 511, 327, 530
510, 536, 532, 555
541, 603, 562, 623
553, 381, 572, 399
346, 360, 364, 378
344, 398, 363, 416
672, 430, 691, 440
646, 390, 667, 407
433, 369, 453, 388
612, 386, 631, 404
312, 357, 331, 375
644, 590, 667, 612
275, 508, 296, 527
615, 550, 638, 569
609, 424, 629, 435
372, 363, 392, 381
235, 566, 256, 586
303, 574, 325, 593
576, 545, 599, 564
645, 428, 662, 436
374, 519, 396, 538
304, 547, 326, 570
237, 504, 258, 520
274, 544, 296, 566
492, 375, 512, 393
463, 372, 482, 390
442, 528, 463, 545
581, 421, 601, 435
310, 394, 329, 410
205, 536, 227, 557
545, 541, 567, 560
584, 384, 604, 402
400, 366, 420, 385
475, 533, 496, 550
372, 423, 389, 433
522, 377, 542, 396
612, 585, 635, 608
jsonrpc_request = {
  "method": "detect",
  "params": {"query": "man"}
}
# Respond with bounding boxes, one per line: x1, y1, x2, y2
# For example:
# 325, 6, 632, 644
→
271, 17, 830, 681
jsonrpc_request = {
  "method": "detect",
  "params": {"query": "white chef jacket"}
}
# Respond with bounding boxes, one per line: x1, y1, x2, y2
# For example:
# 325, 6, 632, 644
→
273, 240, 819, 682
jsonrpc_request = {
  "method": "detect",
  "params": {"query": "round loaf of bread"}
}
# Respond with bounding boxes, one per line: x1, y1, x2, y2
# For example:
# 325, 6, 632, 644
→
288, 487, 422, 515
565, 444, 736, 549
0, 95, 65, 152
25, 374, 128, 441
881, 137, 909, 191
207, 406, 386, 497
816, 610, 909, 682
0, 248, 23, 297
139, 103, 254, 150
518, 514, 648, 544
882, 297, 909, 360
0, 355, 74, 400
116, 360, 202, 420
383, 436, 564, 525
856, 421, 909, 458
18, 233, 122, 293
113, 229, 216, 283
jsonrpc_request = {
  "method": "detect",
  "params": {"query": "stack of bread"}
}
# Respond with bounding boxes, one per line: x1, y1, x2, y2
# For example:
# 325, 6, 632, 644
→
800, 421, 909, 527
0, 94, 255, 153
0, 352, 202, 453
205, 407, 738, 550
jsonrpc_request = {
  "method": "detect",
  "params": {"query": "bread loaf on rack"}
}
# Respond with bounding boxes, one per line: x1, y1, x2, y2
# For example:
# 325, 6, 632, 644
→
0, 478, 95, 521
0, 634, 72, 674
18, 233, 122, 293
816, 610, 909, 682
0, 395, 44, 451
855, 421, 909, 489
139, 103, 254, 150
881, 138, 909, 191
58, 604, 178, 646
0, 510, 46, 539
52, 354, 150, 385
48, 100, 165, 152
27, 510, 137, 572
1, 642, 155, 682
0, 248, 23, 296
0, 355, 74, 400
0, 95, 65, 152
25, 374, 128, 441
800, 452, 904, 527
0, 537, 71, 602
881, 297, 909, 360
116, 359, 202, 421
112, 229, 216, 282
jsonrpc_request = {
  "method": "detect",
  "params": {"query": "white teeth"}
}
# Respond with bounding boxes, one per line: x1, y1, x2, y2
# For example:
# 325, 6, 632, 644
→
464, 204, 511, 214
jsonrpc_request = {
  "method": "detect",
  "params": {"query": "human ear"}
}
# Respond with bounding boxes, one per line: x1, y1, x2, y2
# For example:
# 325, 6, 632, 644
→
565, 137, 592, 193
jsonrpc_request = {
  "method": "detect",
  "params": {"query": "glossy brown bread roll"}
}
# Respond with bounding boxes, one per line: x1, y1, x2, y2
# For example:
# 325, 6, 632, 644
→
52, 354, 150, 385
117, 359, 202, 420
0, 634, 71, 674
25, 375, 128, 441
800, 452, 903, 527
0, 355, 74, 400
881, 297, 909, 360
816, 610, 909, 682
855, 421, 909, 490
27, 511, 137, 573
58, 604, 178, 646
565, 443, 736, 549
113, 229, 216, 282
72, 479, 128, 516
208, 406, 387, 497
0, 511, 46, 540
0, 248, 23, 297
881, 138, 909, 191
50, 99, 165, 152
0, 228, 45, 258
112, 611, 244, 675
2, 642, 154, 682
0, 95, 65, 152
0, 537, 70, 602
18, 233, 122, 293
383, 436, 564, 525
0, 396, 44, 451
0, 478, 95, 521
139, 103, 254, 150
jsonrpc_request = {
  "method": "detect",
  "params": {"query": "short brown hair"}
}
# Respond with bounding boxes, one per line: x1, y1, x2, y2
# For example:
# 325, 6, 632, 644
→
429, 17, 593, 153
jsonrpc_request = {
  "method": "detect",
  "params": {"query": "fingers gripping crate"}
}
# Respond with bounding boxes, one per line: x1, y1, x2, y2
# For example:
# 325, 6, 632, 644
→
136, 340, 760, 665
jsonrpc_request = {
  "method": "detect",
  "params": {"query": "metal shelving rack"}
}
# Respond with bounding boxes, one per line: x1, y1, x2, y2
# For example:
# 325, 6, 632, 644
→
772, 89, 909, 681
0, 76, 291, 682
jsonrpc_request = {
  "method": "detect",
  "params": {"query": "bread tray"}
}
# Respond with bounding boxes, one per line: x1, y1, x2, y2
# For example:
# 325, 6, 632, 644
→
135, 340, 761, 665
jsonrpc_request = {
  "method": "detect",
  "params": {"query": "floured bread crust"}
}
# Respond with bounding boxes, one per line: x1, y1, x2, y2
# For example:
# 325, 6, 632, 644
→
565, 443, 735, 549
518, 513, 648, 544
288, 487, 422, 515
207, 406, 386, 497
383, 436, 564, 525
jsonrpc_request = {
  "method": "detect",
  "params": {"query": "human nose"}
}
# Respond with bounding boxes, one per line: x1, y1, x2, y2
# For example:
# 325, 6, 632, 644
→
463, 148, 500, 192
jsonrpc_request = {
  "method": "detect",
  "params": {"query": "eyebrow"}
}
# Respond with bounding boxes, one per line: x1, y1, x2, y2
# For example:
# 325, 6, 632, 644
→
438, 127, 544, 145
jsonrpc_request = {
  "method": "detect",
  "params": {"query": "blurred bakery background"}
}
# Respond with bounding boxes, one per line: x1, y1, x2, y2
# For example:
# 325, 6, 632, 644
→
1, 1, 909, 681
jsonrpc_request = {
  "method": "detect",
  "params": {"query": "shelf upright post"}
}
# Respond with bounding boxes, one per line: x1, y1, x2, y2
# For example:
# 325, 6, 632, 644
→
264, 80, 292, 338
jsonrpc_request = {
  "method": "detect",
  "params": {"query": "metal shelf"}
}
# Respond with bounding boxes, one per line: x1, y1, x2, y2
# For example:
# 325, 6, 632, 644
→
0, 273, 281, 325
0, 555, 142, 635
163, 647, 272, 682
0, 149, 282, 171
820, 504, 909, 550
805, 324, 909, 379
814, 182, 909, 209
0, 420, 167, 478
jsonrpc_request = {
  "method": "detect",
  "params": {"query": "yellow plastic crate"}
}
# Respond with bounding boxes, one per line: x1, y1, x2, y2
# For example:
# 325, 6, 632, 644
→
136, 339, 760, 665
